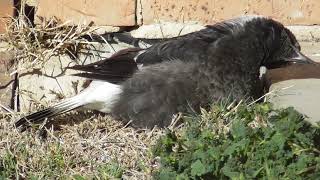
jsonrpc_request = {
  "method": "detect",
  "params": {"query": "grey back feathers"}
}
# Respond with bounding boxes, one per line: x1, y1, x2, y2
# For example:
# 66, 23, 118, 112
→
15, 16, 312, 130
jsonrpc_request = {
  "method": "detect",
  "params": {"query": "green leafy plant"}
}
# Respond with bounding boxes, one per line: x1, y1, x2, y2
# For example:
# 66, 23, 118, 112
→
0, 150, 18, 179
152, 103, 320, 179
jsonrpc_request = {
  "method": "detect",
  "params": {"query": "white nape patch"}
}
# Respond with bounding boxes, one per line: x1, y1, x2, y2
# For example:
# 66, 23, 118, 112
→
227, 15, 264, 28
80, 81, 122, 113
215, 15, 265, 35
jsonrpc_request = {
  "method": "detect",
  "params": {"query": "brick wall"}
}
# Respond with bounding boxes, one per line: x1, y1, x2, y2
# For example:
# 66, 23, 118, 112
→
140, 0, 320, 25
35, 0, 136, 26
1, 0, 320, 32
34, 0, 320, 26
0, 0, 14, 33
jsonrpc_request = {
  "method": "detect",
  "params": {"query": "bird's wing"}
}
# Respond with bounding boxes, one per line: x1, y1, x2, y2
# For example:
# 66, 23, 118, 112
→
68, 28, 230, 83
68, 16, 259, 83
134, 22, 241, 65
68, 48, 140, 83
134, 34, 210, 65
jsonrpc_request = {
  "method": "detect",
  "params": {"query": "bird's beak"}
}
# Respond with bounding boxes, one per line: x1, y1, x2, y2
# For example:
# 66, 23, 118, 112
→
267, 46, 316, 69
284, 46, 316, 65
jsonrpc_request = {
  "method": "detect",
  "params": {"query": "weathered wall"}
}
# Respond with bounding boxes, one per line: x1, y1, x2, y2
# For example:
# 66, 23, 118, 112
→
35, 0, 136, 26
0, 49, 14, 109
0, 1, 14, 109
2, 0, 320, 33
140, 0, 320, 25
34, 0, 320, 26
0, 0, 14, 33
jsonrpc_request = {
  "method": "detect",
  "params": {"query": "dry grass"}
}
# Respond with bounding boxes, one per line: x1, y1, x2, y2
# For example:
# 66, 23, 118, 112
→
0, 112, 165, 179
0, 3, 167, 179
2, 11, 111, 75
0, 15, 164, 174
5, 17, 91, 70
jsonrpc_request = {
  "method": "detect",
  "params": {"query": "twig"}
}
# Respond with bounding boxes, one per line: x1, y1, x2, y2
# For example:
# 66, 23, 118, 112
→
0, 103, 15, 114
248, 85, 294, 106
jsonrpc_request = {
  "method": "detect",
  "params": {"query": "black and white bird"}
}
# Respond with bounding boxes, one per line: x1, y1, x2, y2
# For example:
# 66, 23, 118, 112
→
15, 16, 315, 130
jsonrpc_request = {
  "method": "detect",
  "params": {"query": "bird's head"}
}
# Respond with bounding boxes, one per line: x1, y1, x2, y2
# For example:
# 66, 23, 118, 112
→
261, 19, 315, 69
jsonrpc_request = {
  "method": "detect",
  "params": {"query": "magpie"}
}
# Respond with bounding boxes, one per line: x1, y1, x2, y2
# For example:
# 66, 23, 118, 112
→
15, 15, 315, 130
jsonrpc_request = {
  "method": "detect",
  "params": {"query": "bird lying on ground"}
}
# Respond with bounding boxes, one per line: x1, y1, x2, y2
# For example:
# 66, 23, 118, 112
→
15, 15, 315, 131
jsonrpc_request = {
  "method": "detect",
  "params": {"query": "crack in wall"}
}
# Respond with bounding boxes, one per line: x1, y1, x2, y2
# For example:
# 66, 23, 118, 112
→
136, 0, 144, 25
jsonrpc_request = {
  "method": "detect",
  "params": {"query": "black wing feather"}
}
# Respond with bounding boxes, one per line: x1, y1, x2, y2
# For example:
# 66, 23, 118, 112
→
134, 19, 246, 65
68, 48, 140, 83
68, 17, 262, 83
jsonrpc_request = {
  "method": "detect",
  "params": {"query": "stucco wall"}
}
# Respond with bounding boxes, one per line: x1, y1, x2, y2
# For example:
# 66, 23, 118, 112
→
0, 0, 14, 33
1, 0, 320, 33
36, 0, 320, 26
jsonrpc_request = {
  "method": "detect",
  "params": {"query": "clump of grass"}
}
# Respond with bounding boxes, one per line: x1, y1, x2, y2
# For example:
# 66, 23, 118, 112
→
97, 160, 124, 179
2, 0, 113, 75
152, 103, 320, 179
0, 1, 118, 113
0, 113, 164, 179
1, 102, 320, 179
3, 15, 100, 72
